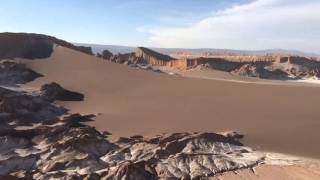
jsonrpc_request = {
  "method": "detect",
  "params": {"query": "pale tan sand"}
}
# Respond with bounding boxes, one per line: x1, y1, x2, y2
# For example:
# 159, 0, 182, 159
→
22, 46, 320, 159
213, 164, 320, 180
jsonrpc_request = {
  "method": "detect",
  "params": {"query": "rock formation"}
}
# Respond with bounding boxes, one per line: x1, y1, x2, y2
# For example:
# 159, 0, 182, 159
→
231, 57, 320, 80
108, 53, 141, 65
100, 49, 113, 60
178, 55, 320, 80
100, 47, 175, 66
0, 61, 43, 85
97, 47, 320, 80
0, 33, 93, 60
135, 47, 175, 66
231, 62, 290, 80
40, 82, 84, 101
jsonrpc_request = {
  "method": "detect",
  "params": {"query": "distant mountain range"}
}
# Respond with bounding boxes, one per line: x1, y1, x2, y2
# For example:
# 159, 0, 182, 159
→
76, 43, 320, 57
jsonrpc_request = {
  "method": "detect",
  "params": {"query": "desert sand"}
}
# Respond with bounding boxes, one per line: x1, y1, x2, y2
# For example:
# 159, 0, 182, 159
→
22, 46, 320, 159
215, 164, 320, 180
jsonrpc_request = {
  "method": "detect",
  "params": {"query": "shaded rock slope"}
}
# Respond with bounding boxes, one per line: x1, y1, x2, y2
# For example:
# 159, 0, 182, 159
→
0, 32, 93, 60
99, 47, 174, 66
40, 82, 84, 101
0, 60, 43, 85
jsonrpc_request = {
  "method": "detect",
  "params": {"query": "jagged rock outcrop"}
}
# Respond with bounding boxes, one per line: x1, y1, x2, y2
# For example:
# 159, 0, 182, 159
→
100, 47, 175, 67
0, 32, 93, 60
231, 63, 291, 80
0, 61, 43, 85
98, 47, 320, 80
102, 132, 264, 179
231, 57, 320, 80
108, 53, 140, 65
135, 47, 175, 66
0, 89, 66, 125
40, 82, 84, 101
101, 50, 113, 60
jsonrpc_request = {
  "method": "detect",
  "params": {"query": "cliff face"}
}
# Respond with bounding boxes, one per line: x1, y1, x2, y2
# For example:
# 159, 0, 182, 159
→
135, 47, 175, 66
231, 56, 320, 79
100, 47, 176, 66
98, 47, 320, 80
169, 54, 320, 80
0, 33, 93, 60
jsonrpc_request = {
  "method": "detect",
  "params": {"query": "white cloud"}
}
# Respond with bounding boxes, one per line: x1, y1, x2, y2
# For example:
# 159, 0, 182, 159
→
145, 0, 320, 53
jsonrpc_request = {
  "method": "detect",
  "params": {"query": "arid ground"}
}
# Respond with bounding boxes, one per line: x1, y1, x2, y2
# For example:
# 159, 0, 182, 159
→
22, 46, 320, 159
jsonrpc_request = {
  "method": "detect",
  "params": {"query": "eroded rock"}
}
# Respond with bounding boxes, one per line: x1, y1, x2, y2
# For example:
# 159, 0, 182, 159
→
0, 33, 93, 60
0, 61, 42, 85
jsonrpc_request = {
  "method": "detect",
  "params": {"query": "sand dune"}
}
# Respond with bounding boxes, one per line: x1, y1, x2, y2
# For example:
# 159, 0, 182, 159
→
22, 46, 320, 158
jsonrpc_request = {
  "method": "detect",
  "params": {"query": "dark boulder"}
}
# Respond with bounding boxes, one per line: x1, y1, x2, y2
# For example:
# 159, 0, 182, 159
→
0, 61, 43, 85
102, 49, 113, 59
40, 82, 84, 101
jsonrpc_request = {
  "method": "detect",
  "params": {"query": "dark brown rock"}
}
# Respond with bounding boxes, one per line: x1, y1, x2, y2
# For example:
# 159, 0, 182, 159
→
0, 92, 66, 123
135, 47, 175, 65
102, 50, 113, 60
0, 32, 93, 60
0, 61, 43, 85
40, 82, 84, 101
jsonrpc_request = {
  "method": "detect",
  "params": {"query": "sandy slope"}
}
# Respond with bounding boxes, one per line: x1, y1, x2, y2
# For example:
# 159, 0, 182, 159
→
215, 164, 320, 180
22, 46, 320, 159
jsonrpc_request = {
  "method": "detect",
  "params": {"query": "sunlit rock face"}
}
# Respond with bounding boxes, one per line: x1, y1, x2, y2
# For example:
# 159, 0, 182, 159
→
102, 132, 263, 179
100, 47, 175, 66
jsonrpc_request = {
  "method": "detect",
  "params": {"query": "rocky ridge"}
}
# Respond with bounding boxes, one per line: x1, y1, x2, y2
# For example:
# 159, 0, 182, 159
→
0, 33, 93, 60
98, 47, 320, 80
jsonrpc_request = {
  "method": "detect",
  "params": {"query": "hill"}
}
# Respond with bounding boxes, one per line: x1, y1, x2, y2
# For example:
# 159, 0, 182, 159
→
77, 43, 320, 57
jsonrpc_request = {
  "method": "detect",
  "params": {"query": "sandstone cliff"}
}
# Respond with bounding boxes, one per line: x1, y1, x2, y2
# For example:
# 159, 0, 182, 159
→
135, 47, 175, 66
100, 47, 175, 67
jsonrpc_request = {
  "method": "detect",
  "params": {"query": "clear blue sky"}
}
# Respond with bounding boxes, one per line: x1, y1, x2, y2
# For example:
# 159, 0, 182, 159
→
0, 0, 248, 45
1, 0, 319, 53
